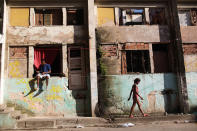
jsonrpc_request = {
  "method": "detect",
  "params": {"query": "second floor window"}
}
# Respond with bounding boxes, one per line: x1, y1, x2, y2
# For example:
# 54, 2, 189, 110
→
35, 9, 63, 26
119, 8, 145, 25
67, 8, 84, 25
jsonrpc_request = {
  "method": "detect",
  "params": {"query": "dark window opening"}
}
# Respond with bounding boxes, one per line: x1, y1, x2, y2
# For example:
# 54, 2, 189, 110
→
178, 9, 197, 26
149, 8, 167, 25
0, 4, 3, 34
35, 9, 63, 26
126, 50, 150, 73
153, 44, 170, 73
119, 8, 145, 25
191, 9, 197, 26
34, 46, 62, 77
67, 8, 84, 25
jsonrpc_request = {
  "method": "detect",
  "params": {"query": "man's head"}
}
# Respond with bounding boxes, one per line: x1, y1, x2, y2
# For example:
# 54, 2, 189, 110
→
134, 78, 141, 85
41, 59, 46, 65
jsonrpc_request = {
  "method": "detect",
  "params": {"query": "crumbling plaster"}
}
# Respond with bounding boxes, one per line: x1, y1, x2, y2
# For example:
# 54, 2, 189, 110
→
7, 26, 87, 45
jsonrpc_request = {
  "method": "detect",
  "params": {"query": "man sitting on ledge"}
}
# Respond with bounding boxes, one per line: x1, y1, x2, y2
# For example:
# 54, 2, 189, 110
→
36, 59, 51, 90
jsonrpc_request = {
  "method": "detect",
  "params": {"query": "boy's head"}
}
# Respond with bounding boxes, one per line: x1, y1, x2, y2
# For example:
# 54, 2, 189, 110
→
134, 78, 141, 84
41, 59, 46, 65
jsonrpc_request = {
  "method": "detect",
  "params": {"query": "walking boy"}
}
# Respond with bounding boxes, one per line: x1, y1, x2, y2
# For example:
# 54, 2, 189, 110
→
128, 78, 148, 118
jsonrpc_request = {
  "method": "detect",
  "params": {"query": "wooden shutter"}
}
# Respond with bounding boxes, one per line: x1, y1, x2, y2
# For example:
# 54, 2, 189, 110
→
35, 12, 43, 25
121, 51, 127, 74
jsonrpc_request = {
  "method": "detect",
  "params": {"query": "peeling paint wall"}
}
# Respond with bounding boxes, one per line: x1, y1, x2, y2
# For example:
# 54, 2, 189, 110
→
183, 44, 197, 72
181, 26, 197, 43
8, 47, 28, 78
4, 78, 91, 117
97, 8, 115, 26
7, 26, 87, 45
99, 74, 179, 115
96, 26, 170, 43
186, 72, 197, 112
10, 8, 29, 27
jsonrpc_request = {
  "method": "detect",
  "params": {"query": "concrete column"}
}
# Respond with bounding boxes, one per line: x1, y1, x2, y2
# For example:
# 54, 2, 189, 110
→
62, 44, 68, 77
62, 8, 67, 26
28, 46, 34, 78
87, 0, 98, 117
145, 8, 150, 24
169, 0, 189, 113
30, 8, 35, 26
115, 7, 119, 25
149, 43, 154, 73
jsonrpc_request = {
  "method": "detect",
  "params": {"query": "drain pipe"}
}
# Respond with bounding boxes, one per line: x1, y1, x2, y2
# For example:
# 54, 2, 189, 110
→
0, 0, 6, 105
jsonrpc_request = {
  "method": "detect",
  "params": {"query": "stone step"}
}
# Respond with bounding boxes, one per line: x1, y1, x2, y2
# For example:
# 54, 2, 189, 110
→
10, 110, 22, 120
4, 107, 15, 112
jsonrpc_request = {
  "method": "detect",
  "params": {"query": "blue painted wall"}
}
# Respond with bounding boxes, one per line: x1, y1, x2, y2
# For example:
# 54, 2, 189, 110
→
186, 72, 197, 112
4, 77, 91, 117
99, 73, 179, 115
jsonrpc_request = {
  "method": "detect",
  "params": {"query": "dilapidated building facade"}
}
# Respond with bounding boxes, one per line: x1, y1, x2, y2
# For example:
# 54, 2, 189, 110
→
0, 0, 197, 124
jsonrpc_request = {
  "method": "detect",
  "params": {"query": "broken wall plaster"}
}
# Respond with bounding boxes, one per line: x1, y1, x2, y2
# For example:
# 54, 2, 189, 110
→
7, 26, 87, 45
96, 25, 170, 43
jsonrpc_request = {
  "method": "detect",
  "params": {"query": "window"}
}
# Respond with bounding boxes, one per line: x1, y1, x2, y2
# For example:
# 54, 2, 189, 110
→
0, 4, 3, 33
149, 8, 167, 25
153, 44, 170, 73
178, 9, 197, 26
122, 50, 151, 73
67, 8, 84, 25
10, 8, 29, 26
34, 46, 62, 76
35, 9, 63, 26
119, 8, 145, 25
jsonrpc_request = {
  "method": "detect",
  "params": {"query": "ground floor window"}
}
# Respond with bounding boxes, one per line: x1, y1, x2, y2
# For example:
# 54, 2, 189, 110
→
122, 50, 151, 74
34, 46, 62, 76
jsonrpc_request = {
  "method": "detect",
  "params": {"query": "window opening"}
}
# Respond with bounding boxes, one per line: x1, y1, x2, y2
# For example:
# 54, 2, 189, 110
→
67, 8, 84, 25
119, 8, 145, 25
125, 50, 150, 73
35, 9, 63, 26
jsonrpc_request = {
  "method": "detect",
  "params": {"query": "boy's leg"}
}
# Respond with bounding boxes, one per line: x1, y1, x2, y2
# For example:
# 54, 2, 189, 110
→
36, 75, 40, 90
136, 100, 148, 117
46, 76, 49, 87
129, 101, 136, 118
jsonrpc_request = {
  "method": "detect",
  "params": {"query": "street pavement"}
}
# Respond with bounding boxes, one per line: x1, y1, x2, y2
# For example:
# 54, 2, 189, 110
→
1, 121, 197, 131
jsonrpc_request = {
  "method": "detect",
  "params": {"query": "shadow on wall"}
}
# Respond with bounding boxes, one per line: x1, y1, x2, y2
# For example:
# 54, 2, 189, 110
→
163, 74, 180, 113
24, 78, 47, 98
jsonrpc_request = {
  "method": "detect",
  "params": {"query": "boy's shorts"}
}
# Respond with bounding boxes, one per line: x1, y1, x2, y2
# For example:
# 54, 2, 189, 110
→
37, 73, 50, 79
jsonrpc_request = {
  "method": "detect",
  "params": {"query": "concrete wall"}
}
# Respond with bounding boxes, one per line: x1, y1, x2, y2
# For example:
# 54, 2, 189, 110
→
4, 77, 91, 117
96, 25, 170, 43
7, 26, 87, 45
99, 73, 179, 115
181, 26, 197, 43
186, 72, 197, 112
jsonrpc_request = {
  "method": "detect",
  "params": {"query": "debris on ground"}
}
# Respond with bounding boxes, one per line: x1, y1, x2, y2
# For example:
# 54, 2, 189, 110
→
76, 125, 84, 128
120, 123, 135, 128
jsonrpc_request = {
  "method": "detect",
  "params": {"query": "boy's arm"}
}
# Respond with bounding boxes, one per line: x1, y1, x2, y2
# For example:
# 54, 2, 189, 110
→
128, 87, 133, 101
136, 92, 143, 100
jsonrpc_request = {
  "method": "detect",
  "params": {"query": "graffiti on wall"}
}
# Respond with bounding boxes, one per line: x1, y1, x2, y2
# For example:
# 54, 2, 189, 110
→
5, 77, 80, 116
9, 61, 23, 78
